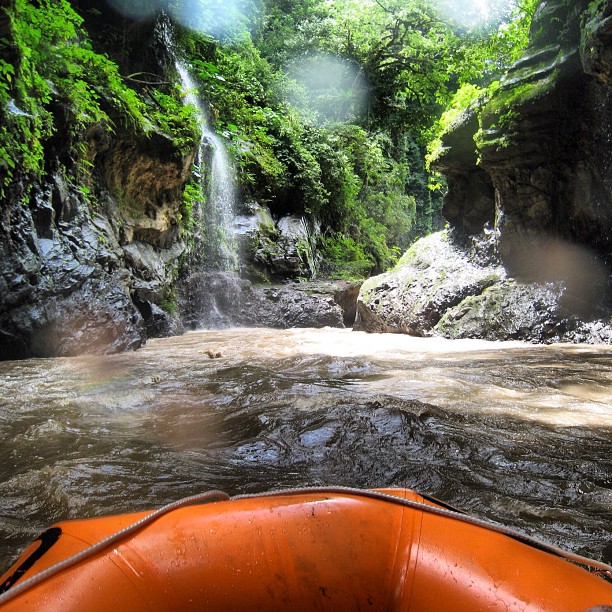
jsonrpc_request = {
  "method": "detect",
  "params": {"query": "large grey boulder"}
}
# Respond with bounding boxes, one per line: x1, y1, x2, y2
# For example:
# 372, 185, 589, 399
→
355, 231, 504, 335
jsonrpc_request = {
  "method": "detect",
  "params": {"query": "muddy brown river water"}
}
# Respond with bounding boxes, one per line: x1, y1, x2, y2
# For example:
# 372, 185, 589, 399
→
0, 327, 610, 570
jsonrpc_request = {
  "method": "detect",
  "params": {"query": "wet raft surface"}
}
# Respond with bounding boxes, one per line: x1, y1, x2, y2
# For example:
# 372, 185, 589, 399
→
0, 328, 610, 568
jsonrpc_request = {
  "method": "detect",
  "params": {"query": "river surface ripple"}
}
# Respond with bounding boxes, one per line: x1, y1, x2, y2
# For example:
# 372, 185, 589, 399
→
0, 327, 611, 569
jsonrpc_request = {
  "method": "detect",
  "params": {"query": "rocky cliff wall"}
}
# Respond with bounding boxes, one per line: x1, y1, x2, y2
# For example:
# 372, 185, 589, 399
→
357, 0, 612, 343
0, 9, 194, 359
475, 0, 612, 266
433, 0, 612, 261
433, 0, 612, 249
0, 120, 195, 360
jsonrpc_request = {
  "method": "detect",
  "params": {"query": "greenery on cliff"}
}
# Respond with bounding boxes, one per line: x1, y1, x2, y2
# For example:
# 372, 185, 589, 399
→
1, 0, 535, 278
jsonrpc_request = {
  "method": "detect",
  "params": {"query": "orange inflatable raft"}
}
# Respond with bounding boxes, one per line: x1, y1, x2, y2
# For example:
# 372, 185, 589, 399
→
0, 487, 610, 611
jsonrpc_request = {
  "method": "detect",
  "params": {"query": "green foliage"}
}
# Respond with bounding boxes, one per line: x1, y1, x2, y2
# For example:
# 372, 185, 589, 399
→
150, 85, 200, 153
0, 0, 152, 196
424, 0, 537, 180
180, 1, 493, 277
181, 177, 204, 232
318, 232, 376, 280
1, 0, 539, 282
256, 0, 533, 133
161, 287, 178, 315
239, 0, 534, 276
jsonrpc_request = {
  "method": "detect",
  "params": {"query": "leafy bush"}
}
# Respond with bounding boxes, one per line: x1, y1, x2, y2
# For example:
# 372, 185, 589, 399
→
0, 0, 152, 196
149, 85, 201, 154
318, 233, 375, 280
425, 82, 485, 170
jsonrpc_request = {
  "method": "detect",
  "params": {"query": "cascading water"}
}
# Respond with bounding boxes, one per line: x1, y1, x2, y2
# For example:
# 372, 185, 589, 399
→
176, 62, 238, 271
174, 61, 247, 328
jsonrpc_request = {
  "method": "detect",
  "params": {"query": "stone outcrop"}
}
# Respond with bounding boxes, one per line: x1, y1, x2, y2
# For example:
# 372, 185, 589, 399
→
0, 13, 194, 359
472, 0, 611, 260
356, 230, 612, 343
439, 0, 612, 261
233, 203, 320, 281
355, 232, 504, 335
178, 271, 358, 330
358, 0, 612, 343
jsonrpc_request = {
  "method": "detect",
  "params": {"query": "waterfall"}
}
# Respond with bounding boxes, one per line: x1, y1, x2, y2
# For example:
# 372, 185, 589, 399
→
176, 62, 238, 271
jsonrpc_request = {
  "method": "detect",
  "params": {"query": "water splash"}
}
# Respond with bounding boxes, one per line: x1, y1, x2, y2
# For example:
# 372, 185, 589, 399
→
176, 62, 238, 271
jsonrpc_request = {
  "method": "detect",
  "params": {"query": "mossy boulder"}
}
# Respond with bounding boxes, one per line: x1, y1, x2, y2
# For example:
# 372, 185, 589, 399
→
356, 228, 612, 343
355, 231, 505, 335
435, 280, 570, 341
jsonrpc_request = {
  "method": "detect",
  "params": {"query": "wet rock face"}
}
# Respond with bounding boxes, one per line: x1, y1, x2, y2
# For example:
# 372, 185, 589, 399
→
0, 113, 193, 359
0, 179, 145, 360
432, 0, 612, 256
177, 271, 347, 330
0, 123, 194, 360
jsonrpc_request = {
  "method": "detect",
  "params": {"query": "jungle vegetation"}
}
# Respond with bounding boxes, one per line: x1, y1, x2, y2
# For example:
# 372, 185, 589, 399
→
0, 0, 537, 278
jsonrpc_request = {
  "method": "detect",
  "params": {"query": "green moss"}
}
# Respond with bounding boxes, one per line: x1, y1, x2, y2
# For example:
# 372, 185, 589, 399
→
161, 288, 178, 315
474, 70, 558, 154
425, 83, 485, 169
484, 73, 556, 120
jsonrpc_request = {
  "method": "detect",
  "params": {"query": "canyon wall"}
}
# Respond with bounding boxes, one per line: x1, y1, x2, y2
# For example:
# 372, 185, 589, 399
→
0, 4, 340, 360
357, 0, 612, 343
0, 8, 195, 359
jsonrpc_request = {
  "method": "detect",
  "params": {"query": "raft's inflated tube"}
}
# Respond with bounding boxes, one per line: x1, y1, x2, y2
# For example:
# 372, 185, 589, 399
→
0, 487, 610, 611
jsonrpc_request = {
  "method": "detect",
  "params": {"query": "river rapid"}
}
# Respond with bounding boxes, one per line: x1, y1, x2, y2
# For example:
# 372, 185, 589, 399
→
0, 327, 611, 570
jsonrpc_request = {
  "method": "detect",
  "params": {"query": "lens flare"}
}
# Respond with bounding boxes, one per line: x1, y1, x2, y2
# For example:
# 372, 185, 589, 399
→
285, 53, 370, 123
432, 0, 511, 28
503, 232, 610, 318
105, 0, 253, 38
167, 0, 252, 40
